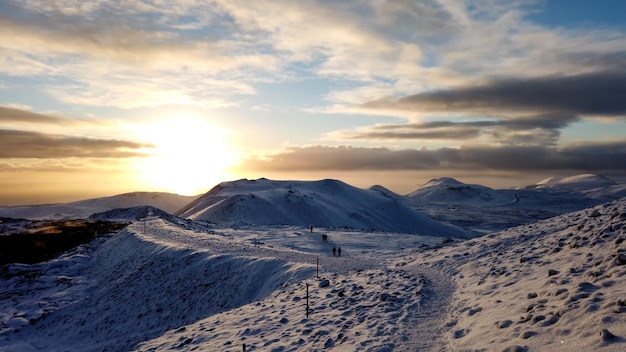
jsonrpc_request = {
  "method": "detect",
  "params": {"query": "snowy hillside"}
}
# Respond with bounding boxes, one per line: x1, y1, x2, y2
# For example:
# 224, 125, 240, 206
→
406, 177, 501, 203
1, 197, 624, 351
177, 178, 468, 237
88, 205, 178, 222
406, 174, 626, 233
0, 192, 198, 220
417, 198, 626, 351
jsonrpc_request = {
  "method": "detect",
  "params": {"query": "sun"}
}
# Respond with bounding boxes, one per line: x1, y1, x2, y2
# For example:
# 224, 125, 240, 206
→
135, 117, 240, 195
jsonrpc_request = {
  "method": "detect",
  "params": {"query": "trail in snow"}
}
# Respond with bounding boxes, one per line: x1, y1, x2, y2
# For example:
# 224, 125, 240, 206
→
392, 265, 455, 351
129, 218, 455, 351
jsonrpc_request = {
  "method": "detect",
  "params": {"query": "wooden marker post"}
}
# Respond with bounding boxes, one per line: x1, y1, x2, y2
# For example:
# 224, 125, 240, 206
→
316, 257, 319, 278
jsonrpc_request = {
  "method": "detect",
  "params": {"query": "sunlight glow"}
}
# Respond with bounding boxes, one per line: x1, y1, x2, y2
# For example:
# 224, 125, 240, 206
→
135, 117, 240, 195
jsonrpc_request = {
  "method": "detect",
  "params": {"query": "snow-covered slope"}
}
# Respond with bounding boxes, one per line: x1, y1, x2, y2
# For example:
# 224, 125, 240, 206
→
406, 174, 626, 233
417, 198, 626, 351
0, 192, 198, 220
88, 205, 178, 222
177, 178, 467, 237
0, 219, 315, 351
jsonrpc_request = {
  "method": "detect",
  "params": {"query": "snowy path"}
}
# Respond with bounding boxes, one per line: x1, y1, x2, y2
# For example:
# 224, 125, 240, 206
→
130, 218, 457, 351
393, 265, 455, 351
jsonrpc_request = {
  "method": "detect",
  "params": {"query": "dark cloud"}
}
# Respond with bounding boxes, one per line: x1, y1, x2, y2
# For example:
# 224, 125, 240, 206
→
336, 114, 579, 145
353, 71, 626, 144
340, 121, 489, 140
0, 106, 74, 125
0, 129, 153, 158
364, 71, 626, 116
236, 143, 626, 173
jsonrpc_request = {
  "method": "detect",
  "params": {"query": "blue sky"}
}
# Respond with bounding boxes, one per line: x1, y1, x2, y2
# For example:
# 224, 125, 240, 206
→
1, 0, 625, 205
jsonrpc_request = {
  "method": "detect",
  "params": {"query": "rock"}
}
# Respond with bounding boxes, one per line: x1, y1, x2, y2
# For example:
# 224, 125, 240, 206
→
532, 315, 546, 323
599, 328, 618, 342
541, 315, 559, 326
319, 279, 330, 288
527, 292, 538, 299
380, 292, 390, 301
555, 288, 568, 296
548, 269, 559, 276
324, 338, 335, 348
496, 320, 513, 329
280, 317, 289, 324
614, 253, 626, 266
590, 210, 602, 218
502, 345, 528, 352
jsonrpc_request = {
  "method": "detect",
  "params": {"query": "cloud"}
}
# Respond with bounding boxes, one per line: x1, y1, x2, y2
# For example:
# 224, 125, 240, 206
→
329, 113, 580, 146
363, 71, 626, 117
0, 129, 153, 158
235, 142, 626, 173
345, 71, 625, 145
3, 0, 626, 112
0, 105, 75, 125
0, 2, 273, 108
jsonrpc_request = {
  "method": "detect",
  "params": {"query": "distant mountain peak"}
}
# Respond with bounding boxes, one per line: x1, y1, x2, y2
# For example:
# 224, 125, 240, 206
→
421, 177, 467, 188
528, 174, 616, 190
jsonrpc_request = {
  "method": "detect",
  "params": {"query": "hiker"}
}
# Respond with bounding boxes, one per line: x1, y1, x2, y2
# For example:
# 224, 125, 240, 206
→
332, 246, 336, 256
310, 225, 313, 233
338, 247, 342, 257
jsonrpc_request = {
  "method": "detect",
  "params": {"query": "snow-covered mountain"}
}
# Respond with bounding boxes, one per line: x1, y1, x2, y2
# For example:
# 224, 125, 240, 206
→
406, 174, 626, 233
177, 178, 467, 237
406, 177, 501, 203
527, 173, 617, 190
0, 192, 198, 220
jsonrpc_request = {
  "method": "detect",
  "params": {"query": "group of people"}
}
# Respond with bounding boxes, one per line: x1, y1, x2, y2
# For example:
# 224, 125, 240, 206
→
312, 226, 343, 257
332, 245, 342, 257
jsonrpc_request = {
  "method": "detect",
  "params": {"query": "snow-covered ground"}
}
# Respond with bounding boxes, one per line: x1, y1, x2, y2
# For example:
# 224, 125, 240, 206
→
0, 175, 625, 351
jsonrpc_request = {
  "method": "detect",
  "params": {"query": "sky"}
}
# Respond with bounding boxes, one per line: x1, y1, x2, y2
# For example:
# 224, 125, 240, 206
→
1, 0, 626, 205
